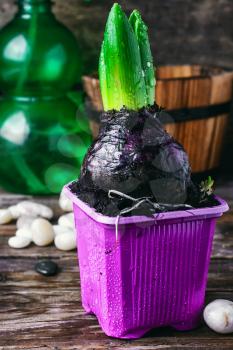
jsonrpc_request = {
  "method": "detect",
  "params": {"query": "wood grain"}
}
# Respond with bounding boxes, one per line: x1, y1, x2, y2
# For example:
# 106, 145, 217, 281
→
0, 183, 233, 349
165, 114, 229, 172
0, 0, 233, 175
83, 66, 233, 173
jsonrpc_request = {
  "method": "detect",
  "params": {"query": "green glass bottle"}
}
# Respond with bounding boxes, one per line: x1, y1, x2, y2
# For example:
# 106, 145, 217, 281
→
0, 0, 91, 194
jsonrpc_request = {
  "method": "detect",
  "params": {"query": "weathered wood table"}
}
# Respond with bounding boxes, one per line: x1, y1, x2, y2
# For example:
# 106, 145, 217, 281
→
0, 182, 233, 350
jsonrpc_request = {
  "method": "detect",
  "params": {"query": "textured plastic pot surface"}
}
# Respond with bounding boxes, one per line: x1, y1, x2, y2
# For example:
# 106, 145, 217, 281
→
64, 183, 228, 339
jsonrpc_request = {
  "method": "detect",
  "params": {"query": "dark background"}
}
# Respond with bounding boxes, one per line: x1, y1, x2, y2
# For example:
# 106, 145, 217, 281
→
1, 0, 233, 176
1, 0, 233, 71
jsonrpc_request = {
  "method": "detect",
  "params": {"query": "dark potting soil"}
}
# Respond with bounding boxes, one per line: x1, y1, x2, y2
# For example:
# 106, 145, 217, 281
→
72, 105, 219, 217
69, 180, 219, 217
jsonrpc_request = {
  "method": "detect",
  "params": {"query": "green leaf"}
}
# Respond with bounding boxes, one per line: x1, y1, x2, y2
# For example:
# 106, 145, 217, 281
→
200, 176, 214, 199
99, 3, 147, 111
129, 10, 156, 106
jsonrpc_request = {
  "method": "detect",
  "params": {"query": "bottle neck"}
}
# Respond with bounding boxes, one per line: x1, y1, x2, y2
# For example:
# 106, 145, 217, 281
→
17, 0, 53, 16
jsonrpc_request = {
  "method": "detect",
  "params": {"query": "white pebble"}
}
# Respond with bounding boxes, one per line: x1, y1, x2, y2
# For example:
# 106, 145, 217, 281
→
16, 215, 37, 229
8, 236, 31, 249
204, 299, 233, 334
53, 225, 74, 236
11, 201, 53, 219
31, 218, 54, 246
16, 227, 33, 240
8, 205, 21, 219
59, 190, 73, 212
0, 209, 13, 224
54, 232, 76, 251
58, 213, 74, 229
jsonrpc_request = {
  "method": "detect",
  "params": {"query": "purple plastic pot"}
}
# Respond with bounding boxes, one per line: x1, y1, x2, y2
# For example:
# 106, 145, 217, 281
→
64, 183, 228, 339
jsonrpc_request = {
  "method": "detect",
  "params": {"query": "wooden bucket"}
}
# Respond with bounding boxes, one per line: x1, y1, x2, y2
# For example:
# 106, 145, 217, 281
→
83, 65, 233, 172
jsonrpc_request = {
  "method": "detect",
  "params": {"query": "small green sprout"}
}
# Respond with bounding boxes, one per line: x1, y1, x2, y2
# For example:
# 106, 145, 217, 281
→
200, 176, 214, 199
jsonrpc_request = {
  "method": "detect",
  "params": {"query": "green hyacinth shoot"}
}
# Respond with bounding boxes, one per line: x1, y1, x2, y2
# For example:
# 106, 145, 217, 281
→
99, 3, 156, 111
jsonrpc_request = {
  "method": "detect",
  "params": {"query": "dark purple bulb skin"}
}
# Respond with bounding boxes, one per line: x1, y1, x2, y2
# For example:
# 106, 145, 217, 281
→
79, 106, 192, 209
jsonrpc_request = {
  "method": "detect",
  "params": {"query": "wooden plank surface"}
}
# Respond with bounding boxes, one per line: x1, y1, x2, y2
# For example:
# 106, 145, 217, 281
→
0, 183, 233, 349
